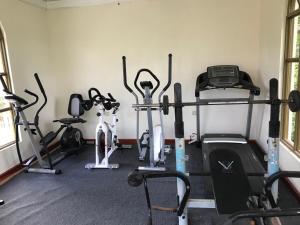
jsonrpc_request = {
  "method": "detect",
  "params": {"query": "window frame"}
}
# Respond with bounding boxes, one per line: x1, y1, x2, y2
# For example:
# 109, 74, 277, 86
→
281, 0, 300, 154
0, 26, 15, 149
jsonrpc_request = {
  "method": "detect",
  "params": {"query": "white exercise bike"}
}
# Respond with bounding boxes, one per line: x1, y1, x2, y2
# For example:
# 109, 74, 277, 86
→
85, 88, 130, 169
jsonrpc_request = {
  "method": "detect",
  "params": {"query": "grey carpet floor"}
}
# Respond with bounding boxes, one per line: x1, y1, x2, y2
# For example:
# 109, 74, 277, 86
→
0, 144, 299, 225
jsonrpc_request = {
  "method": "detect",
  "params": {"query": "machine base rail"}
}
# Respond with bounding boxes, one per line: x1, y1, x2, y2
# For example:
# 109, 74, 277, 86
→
222, 208, 300, 225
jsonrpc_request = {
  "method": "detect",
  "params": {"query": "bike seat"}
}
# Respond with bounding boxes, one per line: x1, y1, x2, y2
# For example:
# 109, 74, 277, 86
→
140, 81, 153, 90
53, 117, 86, 125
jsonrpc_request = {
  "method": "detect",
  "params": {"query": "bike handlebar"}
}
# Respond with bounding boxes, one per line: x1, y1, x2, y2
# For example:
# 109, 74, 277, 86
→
88, 87, 102, 104
88, 87, 119, 110
107, 93, 116, 102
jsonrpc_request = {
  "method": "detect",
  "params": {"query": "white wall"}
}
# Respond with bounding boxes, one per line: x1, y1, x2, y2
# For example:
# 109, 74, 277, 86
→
258, 0, 300, 190
0, 0, 53, 174
46, 0, 262, 140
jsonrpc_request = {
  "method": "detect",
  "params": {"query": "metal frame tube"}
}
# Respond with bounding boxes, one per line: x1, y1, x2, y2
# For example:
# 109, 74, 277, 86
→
145, 87, 155, 167
245, 94, 254, 139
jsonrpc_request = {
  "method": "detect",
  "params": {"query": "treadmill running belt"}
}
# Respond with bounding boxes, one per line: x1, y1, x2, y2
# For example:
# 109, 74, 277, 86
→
209, 149, 251, 214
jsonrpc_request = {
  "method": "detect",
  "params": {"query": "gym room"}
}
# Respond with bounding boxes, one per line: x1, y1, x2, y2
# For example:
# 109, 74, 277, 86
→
0, 0, 300, 224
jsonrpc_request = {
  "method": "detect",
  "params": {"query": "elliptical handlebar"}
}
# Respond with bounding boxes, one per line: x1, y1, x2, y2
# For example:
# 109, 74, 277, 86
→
122, 54, 172, 100
158, 54, 172, 103
122, 56, 134, 94
33, 73, 48, 126
134, 69, 160, 98
34, 73, 47, 100
0, 73, 39, 109
22, 89, 39, 110
0, 73, 9, 92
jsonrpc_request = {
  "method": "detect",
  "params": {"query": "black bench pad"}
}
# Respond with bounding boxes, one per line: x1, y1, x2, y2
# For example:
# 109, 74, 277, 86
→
210, 149, 251, 214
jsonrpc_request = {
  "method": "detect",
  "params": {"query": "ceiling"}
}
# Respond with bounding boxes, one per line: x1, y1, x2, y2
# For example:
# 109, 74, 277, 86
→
20, 0, 133, 9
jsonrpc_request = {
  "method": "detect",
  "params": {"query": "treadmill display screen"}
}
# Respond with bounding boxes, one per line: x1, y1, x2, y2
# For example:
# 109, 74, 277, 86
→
207, 65, 240, 88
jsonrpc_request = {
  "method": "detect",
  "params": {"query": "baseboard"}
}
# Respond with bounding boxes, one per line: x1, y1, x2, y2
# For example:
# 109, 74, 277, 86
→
0, 164, 23, 184
0, 142, 60, 184
84, 138, 188, 145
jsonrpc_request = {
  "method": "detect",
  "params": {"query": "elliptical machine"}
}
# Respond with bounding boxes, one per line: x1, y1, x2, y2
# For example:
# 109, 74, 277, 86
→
122, 54, 172, 171
85, 88, 130, 169
0, 73, 90, 174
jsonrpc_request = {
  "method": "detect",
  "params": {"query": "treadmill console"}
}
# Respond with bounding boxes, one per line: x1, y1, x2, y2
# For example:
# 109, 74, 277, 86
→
207, 65, 240, 88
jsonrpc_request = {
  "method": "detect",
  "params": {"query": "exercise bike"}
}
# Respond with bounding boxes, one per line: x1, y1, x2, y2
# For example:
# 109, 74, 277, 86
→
122, 54, 172, 171
85, 88, 131, 169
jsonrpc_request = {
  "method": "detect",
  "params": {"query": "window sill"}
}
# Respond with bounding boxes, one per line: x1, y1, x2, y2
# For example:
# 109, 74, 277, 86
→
280, 139, 300, 158
0, 141, 16, 152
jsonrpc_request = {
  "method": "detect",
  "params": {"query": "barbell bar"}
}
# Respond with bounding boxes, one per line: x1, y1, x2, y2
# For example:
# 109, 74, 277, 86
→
132, 90, 300, 115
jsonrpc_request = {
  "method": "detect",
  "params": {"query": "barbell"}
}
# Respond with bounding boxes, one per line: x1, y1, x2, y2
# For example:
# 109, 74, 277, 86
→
132, 89, 300, 115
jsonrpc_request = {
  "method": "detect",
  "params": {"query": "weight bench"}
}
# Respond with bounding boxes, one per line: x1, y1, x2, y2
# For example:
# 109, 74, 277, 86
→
209, 149, 252, 214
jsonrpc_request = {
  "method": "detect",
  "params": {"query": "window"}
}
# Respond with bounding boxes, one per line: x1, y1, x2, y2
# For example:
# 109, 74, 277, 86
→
0, 26, 15, 149
282, 0, 300, 153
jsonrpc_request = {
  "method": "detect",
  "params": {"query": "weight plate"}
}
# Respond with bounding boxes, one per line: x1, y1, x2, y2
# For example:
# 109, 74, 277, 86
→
288, 90, 300, 112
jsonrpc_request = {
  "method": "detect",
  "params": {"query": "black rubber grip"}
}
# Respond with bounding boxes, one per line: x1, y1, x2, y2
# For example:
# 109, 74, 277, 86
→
174, 83, 184, 138
269, 78, 278, 100
107, 93, 116, 102
162, 54, 172, 92
122, 56, 134, 93
269, 78, 280, 138
0, 74, 9, 91
34, 73, 46, 97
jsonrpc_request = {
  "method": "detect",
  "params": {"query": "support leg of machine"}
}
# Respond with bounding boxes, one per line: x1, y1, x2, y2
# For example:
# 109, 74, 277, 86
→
176, 138, 188, 225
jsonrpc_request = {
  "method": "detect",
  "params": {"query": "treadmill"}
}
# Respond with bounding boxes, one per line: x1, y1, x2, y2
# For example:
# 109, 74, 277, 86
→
195, 65, 265, 195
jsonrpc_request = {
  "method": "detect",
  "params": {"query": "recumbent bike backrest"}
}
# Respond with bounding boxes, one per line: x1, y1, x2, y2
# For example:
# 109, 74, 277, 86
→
68, 94, 85, 118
